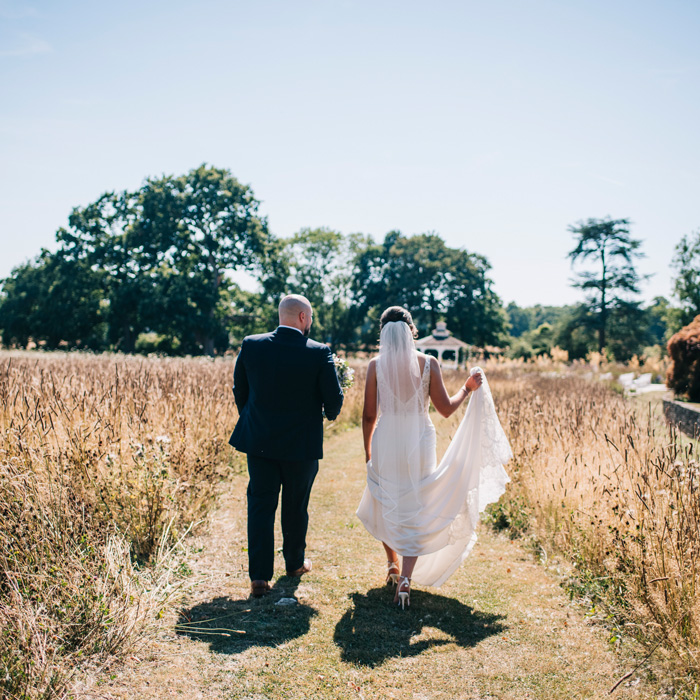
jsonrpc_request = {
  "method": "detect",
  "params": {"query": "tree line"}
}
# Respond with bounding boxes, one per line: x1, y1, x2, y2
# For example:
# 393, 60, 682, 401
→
1, 165, 698, 360
508, 218, 700, 361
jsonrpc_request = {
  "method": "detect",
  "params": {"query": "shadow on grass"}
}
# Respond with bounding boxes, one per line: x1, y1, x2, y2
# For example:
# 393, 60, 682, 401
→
334, 587, 507, 667
175, 576, 317, 654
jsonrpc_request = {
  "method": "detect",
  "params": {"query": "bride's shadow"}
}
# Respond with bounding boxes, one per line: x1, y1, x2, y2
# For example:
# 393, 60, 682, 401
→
176, 577, 317, 655
334, 587, 506, 667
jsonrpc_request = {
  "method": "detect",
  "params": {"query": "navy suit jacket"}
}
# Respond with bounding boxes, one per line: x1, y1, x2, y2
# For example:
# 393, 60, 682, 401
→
229, 326, 344, 461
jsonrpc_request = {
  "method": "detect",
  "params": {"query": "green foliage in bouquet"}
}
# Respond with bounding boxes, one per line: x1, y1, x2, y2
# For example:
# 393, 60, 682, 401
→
332, 354, 355, 391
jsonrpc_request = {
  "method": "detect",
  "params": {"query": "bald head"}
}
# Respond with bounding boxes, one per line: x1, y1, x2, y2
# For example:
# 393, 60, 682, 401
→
279, 294, 313, 337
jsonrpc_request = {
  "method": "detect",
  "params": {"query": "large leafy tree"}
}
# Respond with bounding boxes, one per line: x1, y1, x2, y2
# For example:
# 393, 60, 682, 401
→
226, 236, 292, 342
284, 228, 366, 348
440, 248, 508, 347
567, 217, 647, 352
506, 302, 532, 337
352, 231, 443, 344
57, 191, 150, 351
0, 250, 105, 349
352, 231, 506, 347
138, 165, 271, 355
1, 165, 272, 354
671, 229, 700, 328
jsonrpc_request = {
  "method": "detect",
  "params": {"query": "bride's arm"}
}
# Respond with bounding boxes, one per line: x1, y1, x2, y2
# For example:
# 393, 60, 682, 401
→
362, 359, 378, 462
428, 356, 482, 418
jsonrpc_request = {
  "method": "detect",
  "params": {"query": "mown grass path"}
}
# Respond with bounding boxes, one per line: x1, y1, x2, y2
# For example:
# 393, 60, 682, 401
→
89, 426, 651, 700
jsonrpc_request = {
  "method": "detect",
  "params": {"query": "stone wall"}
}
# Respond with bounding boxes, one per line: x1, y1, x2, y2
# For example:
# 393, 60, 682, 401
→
663, 400, 700, 439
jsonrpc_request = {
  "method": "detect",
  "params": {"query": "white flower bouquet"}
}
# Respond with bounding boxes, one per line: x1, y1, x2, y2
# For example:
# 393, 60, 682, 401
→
332, 353, 355, 391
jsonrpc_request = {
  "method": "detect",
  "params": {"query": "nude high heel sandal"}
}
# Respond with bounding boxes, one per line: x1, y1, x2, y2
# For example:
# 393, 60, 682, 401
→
397, 576, 411, 610
386, 560, 399, 586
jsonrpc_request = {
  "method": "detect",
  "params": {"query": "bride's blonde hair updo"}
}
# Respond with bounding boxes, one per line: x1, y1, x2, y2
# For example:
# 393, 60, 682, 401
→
379, 306, 418, 339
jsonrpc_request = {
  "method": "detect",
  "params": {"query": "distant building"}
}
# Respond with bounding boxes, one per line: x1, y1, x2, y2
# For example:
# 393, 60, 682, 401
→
415, 322, 471, 369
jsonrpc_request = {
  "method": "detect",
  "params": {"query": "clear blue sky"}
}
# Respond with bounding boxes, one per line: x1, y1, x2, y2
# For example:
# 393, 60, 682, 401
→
1, 0, 698, 306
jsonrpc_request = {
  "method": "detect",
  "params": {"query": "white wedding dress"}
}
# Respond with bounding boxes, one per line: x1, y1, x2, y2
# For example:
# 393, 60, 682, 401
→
356, 321, 512, 588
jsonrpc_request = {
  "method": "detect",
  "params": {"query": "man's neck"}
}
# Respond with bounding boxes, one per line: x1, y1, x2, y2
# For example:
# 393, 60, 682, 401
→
278, 324, 303, 334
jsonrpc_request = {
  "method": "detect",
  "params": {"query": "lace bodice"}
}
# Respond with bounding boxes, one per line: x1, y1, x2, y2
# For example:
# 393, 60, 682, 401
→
419, 353, 431, 408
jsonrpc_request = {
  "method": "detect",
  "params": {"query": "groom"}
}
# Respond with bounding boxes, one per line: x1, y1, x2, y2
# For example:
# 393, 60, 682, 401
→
229, 294, 344, 597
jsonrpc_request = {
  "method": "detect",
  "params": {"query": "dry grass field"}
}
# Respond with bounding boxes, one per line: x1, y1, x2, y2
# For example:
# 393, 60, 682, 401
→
1, 350, 698, 698
0, 352, 240, 698
484, 368, 699, 688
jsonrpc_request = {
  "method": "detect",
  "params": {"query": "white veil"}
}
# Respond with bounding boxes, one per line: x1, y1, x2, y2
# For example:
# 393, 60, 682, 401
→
376, 320, 422, 411
368, 321, 428, 531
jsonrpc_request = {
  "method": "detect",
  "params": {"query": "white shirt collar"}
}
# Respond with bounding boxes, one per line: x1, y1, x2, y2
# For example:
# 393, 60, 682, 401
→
278, 324, 303, 334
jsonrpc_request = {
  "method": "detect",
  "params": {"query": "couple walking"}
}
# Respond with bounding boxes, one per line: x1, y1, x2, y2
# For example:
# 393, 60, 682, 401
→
229, 295, 511, 607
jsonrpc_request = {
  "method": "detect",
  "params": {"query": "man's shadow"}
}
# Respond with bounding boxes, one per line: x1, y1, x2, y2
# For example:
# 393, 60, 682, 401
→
176, 577, 317, 655
333, 587, 507, 667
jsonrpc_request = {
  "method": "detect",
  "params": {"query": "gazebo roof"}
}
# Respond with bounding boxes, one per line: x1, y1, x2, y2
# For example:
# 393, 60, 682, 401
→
415, 322, 470, 349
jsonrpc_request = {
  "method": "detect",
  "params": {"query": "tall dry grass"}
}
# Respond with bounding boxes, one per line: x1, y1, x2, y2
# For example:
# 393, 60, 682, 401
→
439, 362, 699, 686
0, 351, 241, 699
4, 348, 696, 695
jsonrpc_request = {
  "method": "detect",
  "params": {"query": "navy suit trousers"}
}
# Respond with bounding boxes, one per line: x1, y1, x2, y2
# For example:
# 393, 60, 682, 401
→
246, 455, 319, 581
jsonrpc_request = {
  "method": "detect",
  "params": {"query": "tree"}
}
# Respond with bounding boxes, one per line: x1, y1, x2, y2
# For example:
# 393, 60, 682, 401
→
671, 229, 700, 328
506, 302, 531, 337
55, 190, 156, 352
553, 305, 597, 360
228, 236, 292, 342
440, 248, 508, 348
604, 301, 650, 361
645, 296, 673, 346
351, 231, 507, 347
568, 217, 647, 352
3, 165, 273, 355
505, 303, 573, 345
0, 260, 47, 347
283, 228, 362, 348
529, 323, 555, 356
0, 251, 105, 349
141, 165, 271, 355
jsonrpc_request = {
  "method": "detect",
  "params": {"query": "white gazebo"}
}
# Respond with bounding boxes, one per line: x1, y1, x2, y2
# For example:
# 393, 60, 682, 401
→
415, 322, 470, 369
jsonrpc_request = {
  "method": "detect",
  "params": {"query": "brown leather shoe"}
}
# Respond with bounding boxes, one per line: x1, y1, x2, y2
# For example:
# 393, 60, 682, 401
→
250, 580, 271, 598
286, 558, 312, 577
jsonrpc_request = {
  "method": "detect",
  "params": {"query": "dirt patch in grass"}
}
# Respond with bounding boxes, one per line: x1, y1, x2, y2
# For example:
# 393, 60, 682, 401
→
80, 427, 662, 700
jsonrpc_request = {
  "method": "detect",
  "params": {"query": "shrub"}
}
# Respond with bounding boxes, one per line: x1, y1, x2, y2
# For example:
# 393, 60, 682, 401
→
507, 337, 533, 360
135, 331, 181, 355
666, 314, 700, 401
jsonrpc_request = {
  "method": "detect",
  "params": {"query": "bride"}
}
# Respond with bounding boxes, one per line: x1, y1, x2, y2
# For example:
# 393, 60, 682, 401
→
356, 306, 512, 609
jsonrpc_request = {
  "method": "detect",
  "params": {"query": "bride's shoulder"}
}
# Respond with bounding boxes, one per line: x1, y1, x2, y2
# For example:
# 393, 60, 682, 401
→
416, 351, 434, 364
415, 351, 434, 372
